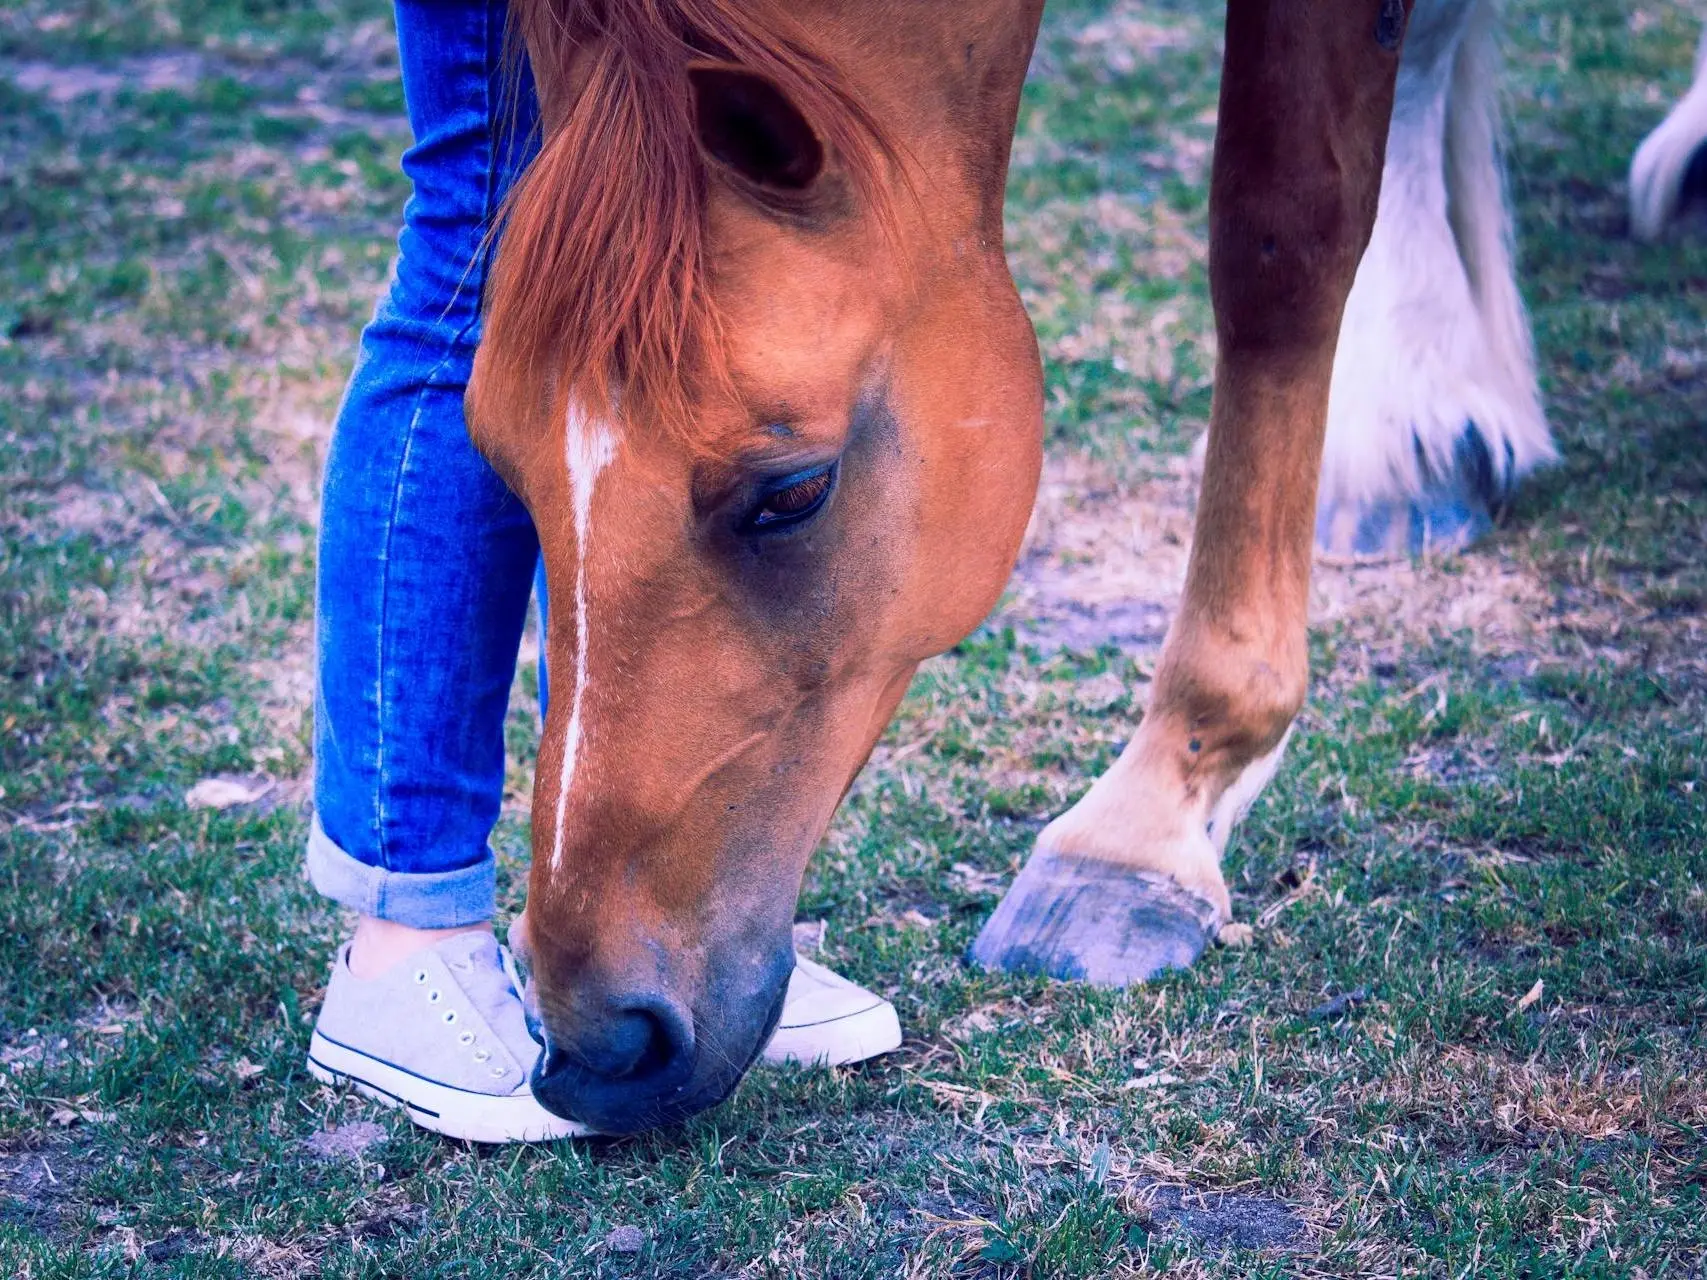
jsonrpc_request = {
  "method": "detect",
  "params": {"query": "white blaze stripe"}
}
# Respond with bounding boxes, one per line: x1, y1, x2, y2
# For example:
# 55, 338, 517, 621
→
550, 402, 617, 871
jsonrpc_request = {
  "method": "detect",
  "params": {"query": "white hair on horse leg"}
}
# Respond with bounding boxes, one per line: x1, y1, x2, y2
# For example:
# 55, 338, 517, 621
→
1629, 22, 1707, 243
1320, 0, 1552, 517
550, 402, 617, 872
1443, 0, 1546, 477
1204, 726, 1292, 857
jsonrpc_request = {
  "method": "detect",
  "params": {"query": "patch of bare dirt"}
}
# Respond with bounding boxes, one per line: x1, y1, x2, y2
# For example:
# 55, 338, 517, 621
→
2, 53, 205, 102
1001, 453, 1190, 657
300, 1120, 387, 1163
1135, 1181, 1307, 1251
1002, 449, 1705, 702
0, 1139, 98, 1240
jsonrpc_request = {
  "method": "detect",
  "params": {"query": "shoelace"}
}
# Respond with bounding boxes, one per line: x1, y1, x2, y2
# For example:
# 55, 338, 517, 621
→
413, 960, 507, 1078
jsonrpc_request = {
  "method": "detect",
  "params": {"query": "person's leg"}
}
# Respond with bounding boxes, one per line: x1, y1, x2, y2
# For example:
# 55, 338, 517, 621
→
310, 0, 538, 973
304, 0, 596, 1144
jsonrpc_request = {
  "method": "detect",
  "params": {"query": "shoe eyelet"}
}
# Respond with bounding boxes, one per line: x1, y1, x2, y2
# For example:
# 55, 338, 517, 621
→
491, 1065, 505, 1078
427, 989, 441, 1003
473, 1048, 489, 1062
458, 1031, 474, 1046
413, 971, 428, 984
442, 1010, 457, 1025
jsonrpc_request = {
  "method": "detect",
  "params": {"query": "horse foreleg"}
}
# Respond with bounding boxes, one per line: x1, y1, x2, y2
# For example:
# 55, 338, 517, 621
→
972, 0, 1413, 985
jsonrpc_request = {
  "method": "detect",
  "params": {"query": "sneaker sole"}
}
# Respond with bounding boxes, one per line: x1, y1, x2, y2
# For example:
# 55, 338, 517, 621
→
306, 1030, 595, 1144
761, 1000, 903, 1068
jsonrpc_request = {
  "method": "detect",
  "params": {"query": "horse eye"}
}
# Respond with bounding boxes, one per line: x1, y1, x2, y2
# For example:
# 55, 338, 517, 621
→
746, 466, 835, 532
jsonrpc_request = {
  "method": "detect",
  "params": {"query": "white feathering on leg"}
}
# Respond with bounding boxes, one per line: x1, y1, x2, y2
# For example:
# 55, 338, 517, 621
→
1630, 24, 1707, 243
1321, 0, 1552, 521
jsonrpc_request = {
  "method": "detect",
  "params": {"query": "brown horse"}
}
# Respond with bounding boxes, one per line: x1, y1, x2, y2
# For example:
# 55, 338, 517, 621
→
466, 0, 1414, 1134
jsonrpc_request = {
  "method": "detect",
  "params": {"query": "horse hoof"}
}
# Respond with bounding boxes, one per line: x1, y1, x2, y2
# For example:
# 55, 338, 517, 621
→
968, 849, 1220, 987
1315, 492, 1492, 559
1315, 423, 1505, 559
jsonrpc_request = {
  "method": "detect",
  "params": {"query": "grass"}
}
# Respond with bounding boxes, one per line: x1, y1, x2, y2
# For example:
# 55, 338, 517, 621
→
2, 0, 1704, 1275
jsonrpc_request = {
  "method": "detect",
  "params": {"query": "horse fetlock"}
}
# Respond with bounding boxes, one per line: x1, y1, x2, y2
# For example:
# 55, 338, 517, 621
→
1036, 770, 1232, 922
1152, 629, 1308, 770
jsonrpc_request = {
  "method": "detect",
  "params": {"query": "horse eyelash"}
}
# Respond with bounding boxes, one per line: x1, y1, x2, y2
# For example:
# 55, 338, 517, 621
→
765, 471, 832, 514
748, 466, 835, 530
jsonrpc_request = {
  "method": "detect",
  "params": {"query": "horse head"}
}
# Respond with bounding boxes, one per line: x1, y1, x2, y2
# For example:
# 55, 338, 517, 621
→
469, 0, 1044, 1132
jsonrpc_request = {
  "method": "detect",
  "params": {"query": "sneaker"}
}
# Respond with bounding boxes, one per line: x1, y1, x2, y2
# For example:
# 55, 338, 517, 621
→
306, 932, 592, 1144
762, 954, 902, 1067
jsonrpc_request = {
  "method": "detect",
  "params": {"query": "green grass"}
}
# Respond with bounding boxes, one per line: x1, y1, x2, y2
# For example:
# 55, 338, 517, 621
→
3, 0, 1705, 1275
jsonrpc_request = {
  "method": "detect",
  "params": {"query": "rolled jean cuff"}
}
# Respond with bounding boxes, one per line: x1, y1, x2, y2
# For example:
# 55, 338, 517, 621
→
305, 816, 496, 929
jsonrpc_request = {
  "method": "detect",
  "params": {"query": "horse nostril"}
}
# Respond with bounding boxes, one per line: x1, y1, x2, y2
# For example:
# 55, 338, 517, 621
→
601, 1006, 673, 1080
547, 994, 695, 1087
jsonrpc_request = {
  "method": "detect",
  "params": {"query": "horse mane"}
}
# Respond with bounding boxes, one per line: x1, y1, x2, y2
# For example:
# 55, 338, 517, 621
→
472, 0, 899, 443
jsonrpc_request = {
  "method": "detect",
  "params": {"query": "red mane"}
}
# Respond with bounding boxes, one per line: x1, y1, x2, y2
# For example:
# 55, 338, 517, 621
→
473, 0, 897, 442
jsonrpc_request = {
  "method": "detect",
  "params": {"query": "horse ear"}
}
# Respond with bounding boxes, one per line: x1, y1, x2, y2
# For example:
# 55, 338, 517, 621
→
688, 64, 827, 193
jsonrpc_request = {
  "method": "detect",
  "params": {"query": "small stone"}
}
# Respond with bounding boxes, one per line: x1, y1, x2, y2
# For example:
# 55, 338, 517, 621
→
605, 1225, 645, 1254
143, 1230, 204, 1263
184, 775, 276, 811
302, 1121, 387, 1162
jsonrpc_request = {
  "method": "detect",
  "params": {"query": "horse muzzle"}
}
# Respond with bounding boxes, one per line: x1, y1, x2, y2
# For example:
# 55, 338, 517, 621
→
527, 951, 791, 1134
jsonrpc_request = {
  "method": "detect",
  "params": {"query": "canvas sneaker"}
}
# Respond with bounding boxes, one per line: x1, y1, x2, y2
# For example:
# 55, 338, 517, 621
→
761, 954, 902, 1067
307, 931, 592, 1143
308, 937, 901, 1142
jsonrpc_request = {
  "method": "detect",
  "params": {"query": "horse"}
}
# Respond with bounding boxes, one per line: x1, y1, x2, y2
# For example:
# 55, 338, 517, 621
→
1322, 0, 1705, 564
462, 0, 1490, 1136
1631, 19, 1707, 242
1314, 0, 1550, 559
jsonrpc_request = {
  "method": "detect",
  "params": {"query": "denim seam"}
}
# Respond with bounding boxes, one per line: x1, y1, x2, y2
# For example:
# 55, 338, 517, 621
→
427, 5, 507, 352
371, 382, 425, 879
364, 5, 518, 895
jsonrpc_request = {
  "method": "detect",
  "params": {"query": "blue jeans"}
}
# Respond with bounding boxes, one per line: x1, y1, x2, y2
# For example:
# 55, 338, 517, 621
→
308, 0, 542, 928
